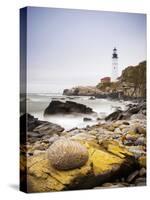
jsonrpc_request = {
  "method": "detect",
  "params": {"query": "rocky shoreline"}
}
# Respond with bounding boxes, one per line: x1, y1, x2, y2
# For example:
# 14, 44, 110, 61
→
63, 61, 146, 101
20, 101, 146, 192
63, 86, 145, 101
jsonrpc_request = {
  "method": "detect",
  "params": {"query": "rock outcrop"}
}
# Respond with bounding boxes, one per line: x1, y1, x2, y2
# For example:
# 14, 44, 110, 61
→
20, 114, 146, 192
26, 140, 137, 192
44, 100, 94, 115
105, 101, 146, 121
63, 86, 101, 96
20, 113, 64, 144
63, 61, 146, 99
96, 61, 146, 99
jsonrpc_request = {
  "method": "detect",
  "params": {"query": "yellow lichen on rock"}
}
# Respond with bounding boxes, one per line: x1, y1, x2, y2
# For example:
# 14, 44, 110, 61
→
27, 154, 66, 192
27, 152, 92, 192
101, 140, 133, 158
26, 140, 135, 192
88, 147, 123, 175
138, 156, 146, 168
27, 174, 65, 192
48, 158, 92, 185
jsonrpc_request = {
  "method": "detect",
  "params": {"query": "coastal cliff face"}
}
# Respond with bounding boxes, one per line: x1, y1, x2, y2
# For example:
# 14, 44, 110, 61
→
119, 61, 146, 98
63, 61, 146, 99
63, 86, 102, 96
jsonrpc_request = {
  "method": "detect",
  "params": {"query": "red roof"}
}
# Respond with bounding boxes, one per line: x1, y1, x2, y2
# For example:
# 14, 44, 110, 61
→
101, 77, 111, 80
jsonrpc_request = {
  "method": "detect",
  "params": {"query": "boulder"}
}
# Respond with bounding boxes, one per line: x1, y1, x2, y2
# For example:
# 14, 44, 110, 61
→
26, 140, 137, 192
83, 117, 92, 121
105, 102, 146, 121
33, 122, 64, 135
105, 110, 123, 121
20, 113, 64, 144
44, 100, 93, 115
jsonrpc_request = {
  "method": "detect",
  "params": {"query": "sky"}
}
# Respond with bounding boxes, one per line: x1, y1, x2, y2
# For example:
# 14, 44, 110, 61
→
26, 7, 146, 93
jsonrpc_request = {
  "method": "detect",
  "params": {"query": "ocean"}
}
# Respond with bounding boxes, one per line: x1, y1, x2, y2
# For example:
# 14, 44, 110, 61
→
26, 93, 130, 130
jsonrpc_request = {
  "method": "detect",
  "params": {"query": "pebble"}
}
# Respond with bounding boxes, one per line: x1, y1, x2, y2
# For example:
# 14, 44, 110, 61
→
134, 137, 146, 146
126, 170, 139, 183
134, 177, 146, 186
125, 133, 138, 141
128, 146, 145, 158
134, 126, 146, 135
139, 167, 146, 177
83, 117, 92, 121
101, 182, 126, 188
114, 128, 122, 134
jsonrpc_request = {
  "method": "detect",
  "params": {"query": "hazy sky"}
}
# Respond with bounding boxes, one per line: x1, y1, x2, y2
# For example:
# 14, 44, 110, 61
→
26, 7, 146, 93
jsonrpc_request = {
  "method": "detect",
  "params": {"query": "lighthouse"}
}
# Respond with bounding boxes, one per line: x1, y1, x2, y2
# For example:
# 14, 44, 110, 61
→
112, 47, 118, 81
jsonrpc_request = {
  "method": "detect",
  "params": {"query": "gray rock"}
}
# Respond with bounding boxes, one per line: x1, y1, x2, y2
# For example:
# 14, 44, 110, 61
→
128, 146, 145, 158
83, 117, 92, 121
27, 132, 43, 138
139, 167, 146, 177
48, 134, 59, 144
134, 177, 146, 186
131, 114, 146, 120
44, 100, 94, 115
126, 170, 139, 183
33, 122, 64, 135
134, 137, 146, 146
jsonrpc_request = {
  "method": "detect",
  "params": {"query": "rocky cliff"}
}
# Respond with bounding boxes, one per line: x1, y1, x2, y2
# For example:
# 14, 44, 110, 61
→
63, 61, 146, 99
96, 61, 146, 98
119, 61, 146, 98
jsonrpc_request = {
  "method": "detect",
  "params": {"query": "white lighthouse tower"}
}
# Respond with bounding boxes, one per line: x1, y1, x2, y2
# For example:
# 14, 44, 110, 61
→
112, 47, 118, 81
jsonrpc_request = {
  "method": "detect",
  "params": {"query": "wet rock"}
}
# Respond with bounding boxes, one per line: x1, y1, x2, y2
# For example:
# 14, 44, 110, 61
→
20, 113, 38, 132
98, 182, 114, 187
27, 132, 43, 138
20, 113, 64, 144
101, 182, 127, 188
126, 170, 139, 183
96, 117, 101, 121
105, 110, 123, 121
44, 100, 94, 115
33, 122, 64, 135
134, 177, 146, 186
89, 96, 96, 100
83, 117, 92, 121
105, 102, 146, 121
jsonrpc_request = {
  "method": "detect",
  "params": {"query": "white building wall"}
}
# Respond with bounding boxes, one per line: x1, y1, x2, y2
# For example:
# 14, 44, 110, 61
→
112, 58, 118, 81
